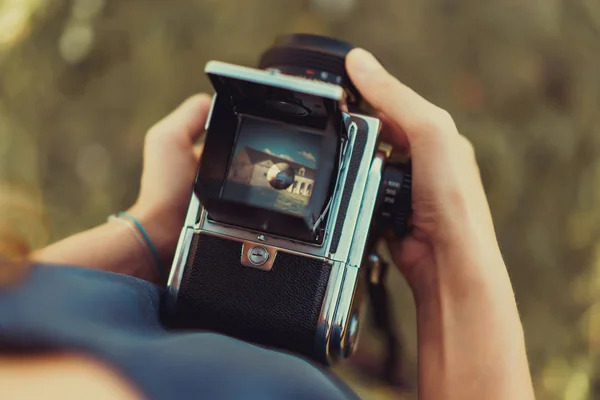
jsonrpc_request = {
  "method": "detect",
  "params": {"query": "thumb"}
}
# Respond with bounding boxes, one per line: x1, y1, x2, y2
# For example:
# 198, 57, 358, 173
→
346, 48, 457, 147
148, 94, 213, 144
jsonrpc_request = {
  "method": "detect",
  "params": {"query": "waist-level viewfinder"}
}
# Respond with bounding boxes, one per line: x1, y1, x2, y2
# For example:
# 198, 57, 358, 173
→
195, 62, 347, 244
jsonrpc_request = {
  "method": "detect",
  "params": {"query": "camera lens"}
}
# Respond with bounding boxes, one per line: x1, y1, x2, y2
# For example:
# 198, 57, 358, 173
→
375, 163, 412, 237
258, 33, 362, 109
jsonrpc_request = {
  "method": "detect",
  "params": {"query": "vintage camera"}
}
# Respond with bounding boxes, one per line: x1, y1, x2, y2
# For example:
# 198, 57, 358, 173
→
164, 34, 412, 364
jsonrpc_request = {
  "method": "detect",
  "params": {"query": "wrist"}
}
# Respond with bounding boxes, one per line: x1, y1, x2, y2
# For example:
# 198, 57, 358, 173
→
105, 216, 159, 281
414, 249, 526, 347
412, 241, 522, 327
415, 276, 531, 400
125, 203, 182, 275
410, 228, 510, 301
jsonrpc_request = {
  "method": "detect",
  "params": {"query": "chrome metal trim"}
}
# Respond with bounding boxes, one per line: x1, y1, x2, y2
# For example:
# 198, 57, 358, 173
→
199, 229, 328, 262
346, 154, 384, 268
329, 264, 359, 358
322, 152, 386, 360
166, 192, 202, 311
315, 114, 382, 361
185, 192, 201, 228
205, 61, 344, 100
315, 260, 346, 363
200, 213, 328, 258
165, 227, 195, 311
332, 115, 382, 262
198, 210, 326, 253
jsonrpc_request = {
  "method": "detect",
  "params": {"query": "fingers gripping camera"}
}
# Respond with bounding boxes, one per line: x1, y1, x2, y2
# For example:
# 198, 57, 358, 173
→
164, 35, 411, 363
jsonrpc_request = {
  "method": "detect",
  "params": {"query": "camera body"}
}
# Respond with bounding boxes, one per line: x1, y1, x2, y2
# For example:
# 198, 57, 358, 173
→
164, 35, 411, 364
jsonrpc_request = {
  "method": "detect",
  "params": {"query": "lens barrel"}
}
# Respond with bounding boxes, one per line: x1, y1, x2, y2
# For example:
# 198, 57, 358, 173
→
258, 33, 362, 109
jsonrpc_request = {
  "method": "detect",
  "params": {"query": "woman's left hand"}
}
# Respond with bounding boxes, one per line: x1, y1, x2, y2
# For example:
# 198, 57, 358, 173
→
128, 94, 212, 266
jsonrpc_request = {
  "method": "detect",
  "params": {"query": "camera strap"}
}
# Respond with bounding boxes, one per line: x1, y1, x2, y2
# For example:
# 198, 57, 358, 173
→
364, 252, 406, 387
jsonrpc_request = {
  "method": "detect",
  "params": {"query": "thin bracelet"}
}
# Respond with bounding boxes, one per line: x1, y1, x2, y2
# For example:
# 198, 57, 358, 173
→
107, 215, 155, 267
116, 212, 167, 282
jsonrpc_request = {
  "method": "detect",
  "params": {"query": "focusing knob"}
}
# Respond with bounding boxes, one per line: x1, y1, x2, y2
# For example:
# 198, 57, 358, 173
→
376, 163, 412, 237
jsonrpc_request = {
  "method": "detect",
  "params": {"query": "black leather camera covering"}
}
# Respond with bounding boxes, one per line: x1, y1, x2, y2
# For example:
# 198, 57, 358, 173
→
168, 233, 331, 361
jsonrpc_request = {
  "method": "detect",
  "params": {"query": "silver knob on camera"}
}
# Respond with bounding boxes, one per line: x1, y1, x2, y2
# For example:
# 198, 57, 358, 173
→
344, 313, 360, 357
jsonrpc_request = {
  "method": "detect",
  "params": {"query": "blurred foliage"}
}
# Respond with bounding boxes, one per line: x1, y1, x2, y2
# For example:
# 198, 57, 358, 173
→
1, 0, 600, 398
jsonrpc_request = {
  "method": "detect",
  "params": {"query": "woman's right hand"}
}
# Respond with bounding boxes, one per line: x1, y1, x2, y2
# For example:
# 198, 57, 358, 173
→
347, 48, 509, 302
346, 49, 535, 400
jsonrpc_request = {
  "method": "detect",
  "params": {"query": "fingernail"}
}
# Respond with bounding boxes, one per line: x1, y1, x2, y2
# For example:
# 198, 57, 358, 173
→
350, 48, 383, 76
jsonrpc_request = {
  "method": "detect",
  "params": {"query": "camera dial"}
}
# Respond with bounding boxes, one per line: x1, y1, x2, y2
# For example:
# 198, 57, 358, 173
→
375, 163, 412, 237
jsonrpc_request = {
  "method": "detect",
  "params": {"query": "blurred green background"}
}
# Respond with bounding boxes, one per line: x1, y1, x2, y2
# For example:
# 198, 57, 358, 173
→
1, 0, 599, 399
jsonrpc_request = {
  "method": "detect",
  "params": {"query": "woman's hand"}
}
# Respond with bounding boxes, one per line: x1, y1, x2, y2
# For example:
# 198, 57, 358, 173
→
347, 49, 505, 300
346, 49, 535, 400
128, 94, 212, 266
31, 95, 212, 283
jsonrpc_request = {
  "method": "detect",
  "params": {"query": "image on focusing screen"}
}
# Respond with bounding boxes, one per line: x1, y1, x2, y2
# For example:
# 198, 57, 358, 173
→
223, 119, 321, 216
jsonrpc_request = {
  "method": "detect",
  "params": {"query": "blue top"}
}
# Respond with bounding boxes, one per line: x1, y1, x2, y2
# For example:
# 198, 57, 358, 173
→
0, 265, 358, 400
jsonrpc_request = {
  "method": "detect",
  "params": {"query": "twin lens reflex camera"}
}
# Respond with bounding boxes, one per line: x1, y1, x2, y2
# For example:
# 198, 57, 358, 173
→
164, 34, 412, 364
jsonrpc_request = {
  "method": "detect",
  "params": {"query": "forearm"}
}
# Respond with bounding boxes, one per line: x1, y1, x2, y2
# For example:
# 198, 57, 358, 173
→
0, 354, 142, 400
30, 217, 162, 284
415, 256, 535, 399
